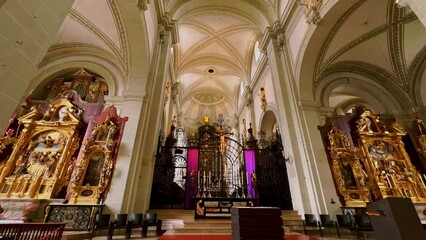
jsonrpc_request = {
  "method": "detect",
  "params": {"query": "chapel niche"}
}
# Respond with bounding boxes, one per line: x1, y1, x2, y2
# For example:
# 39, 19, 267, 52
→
0, 67, 126, 205
319, 106, 426, 207
0, 97, 82, 199
68, 106, 128, 204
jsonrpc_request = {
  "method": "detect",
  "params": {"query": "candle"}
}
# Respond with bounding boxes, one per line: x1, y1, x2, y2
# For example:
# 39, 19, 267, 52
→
198, 171, 200, 185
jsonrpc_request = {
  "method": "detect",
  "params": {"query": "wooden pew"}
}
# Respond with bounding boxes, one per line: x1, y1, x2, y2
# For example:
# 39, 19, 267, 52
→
0, 223, 65, 240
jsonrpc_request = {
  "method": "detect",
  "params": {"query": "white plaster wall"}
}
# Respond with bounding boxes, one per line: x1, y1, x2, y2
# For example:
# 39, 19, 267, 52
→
0, 0, 75, 129
143, 4, 157, 58
404, 0, 426, 28
278, 0, 289, 18
105, 99, 144, 214
287, 15, 309, 76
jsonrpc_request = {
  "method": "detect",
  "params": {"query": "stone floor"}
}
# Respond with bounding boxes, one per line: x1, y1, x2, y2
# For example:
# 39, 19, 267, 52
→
66, 209, 375, 240
70, 229, 373, 240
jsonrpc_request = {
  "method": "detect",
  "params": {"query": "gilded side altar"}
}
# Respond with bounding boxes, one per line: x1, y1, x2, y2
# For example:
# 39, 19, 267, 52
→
320, 106, 426, 207
0, 97, 82, 199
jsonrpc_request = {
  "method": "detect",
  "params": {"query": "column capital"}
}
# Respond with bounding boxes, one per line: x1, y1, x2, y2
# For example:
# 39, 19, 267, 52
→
259, 23, 285, 54
299, 100, 320, 110
137, 0, 149, 11
122, 90, 146, 101
159, 13, 179, 44
298, 0, 323, 24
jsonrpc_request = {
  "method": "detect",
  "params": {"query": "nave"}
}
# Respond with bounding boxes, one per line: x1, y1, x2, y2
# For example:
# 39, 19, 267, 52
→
65, 210, 375, 240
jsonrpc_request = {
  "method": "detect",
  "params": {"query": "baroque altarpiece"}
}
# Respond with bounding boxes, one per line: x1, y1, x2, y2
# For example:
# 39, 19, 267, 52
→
0, 68, 127, 222
319, 106, 426, 207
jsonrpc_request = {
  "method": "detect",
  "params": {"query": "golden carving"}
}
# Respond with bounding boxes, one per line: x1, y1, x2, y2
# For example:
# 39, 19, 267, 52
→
68, 117, 117, 204
353, 108, 426, 203
0, 97, 82, 199
328, 124, 370, 207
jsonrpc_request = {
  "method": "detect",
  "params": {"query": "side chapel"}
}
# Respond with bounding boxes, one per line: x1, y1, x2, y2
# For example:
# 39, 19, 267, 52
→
0, 68, 127, 225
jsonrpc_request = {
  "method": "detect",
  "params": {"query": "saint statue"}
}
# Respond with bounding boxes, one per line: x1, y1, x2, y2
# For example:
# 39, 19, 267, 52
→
242, 119, 247, 134
251, 171, 258, 197
204, 115, 209, 124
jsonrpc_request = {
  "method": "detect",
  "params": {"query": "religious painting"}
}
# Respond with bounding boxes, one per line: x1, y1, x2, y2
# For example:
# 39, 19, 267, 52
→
368, 140, 396, 162
321, 122, 371, 207
12, 131, 66, 178
82, 151, 105, 186
338, 159, 357, 189
68, 105, 127, 204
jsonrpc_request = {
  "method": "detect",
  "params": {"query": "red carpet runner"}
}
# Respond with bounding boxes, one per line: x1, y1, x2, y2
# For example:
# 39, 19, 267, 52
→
159, 235, 320, 240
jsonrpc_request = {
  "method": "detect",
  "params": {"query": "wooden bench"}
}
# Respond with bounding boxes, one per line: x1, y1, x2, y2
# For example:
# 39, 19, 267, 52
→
0, 223, 65, 240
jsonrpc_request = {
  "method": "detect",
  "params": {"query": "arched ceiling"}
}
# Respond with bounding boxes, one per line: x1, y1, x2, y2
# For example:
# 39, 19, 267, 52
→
51, 0, 276, 130
311, 0, 426, 111
167, 0, 272, 129
42, 0, 426, 128
54, 0, 128, 73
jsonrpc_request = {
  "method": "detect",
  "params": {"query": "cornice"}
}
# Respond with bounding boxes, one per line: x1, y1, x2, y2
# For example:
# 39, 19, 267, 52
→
259, 21, 283, 52
299, 100, 320, 111
160, 13, 179, 44
40, 43, 124, 73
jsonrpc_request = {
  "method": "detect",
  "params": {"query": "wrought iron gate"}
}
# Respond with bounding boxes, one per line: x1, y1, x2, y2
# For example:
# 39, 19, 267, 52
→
150, 144, 188, 209
255, 137, 293, 209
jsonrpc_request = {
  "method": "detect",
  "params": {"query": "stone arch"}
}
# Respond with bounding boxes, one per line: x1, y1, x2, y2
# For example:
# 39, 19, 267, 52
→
297, 0, 351, 102
316, 75, 400, 114
259, 109, 278, 139
409, 46, 426, 106
29, 58, 124, 98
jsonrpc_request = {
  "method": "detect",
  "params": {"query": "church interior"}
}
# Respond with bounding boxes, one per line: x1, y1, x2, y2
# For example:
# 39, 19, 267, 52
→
0, 0, 426, 239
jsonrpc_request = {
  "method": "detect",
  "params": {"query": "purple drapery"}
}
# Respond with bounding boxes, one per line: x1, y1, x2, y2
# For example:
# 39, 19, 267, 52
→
185, 148, 199, 209
244, 150, 256, 198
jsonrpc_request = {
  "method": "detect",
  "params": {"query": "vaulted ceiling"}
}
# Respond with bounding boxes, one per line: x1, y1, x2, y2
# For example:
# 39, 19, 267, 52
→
170, 1, 267, 126
48, 0, 426, 127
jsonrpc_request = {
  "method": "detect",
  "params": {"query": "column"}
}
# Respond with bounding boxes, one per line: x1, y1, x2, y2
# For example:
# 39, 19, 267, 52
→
262, 32, 338, 215
103, 95, 144, 214
127, 26, 173, 213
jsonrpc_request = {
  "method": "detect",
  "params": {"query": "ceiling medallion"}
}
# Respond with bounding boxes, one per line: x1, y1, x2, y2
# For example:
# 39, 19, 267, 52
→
192, 93, 224, 105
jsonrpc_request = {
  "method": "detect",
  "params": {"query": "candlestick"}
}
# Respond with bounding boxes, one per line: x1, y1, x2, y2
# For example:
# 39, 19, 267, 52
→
420, 173, 426, 187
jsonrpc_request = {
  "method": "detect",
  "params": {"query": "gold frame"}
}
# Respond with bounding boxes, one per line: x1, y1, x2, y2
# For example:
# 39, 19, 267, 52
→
68, 118, 116, 204
328, 124, 370, 207
0, 98, 81, 199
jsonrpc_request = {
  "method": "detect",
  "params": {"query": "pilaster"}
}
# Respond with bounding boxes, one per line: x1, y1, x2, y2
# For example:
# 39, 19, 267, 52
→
127, 26, 173, 213
262, 30, 339, 215
103, 94, 144, 214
